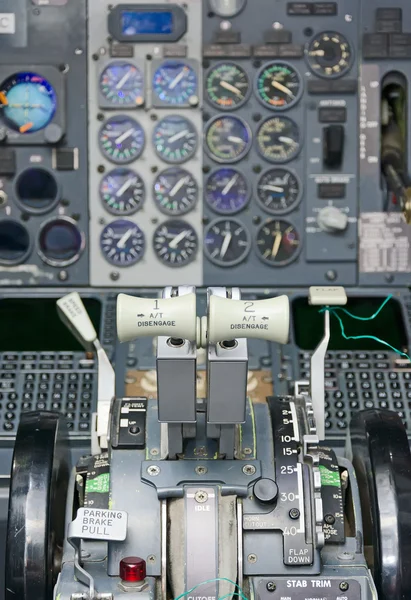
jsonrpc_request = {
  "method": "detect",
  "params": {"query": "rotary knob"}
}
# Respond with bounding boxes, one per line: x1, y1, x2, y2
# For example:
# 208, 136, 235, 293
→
317, 206, 348, 233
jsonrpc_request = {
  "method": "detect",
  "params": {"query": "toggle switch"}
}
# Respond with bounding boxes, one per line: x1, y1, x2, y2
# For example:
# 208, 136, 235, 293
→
323, 124, 345, 169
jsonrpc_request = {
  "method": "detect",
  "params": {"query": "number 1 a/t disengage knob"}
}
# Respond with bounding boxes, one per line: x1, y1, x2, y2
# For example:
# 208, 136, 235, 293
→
117, 293, 197, 343
207, 295, 290, 344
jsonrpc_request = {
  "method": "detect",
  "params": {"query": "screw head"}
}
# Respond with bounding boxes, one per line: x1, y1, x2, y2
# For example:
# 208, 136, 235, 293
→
147, 555, 156, 564
243, 447, 253, 455
150, 448, 159, 456
147, 465, 160, 476
289, 508, 300, 520
266, 582, 276, 592
195, 465, 208, 475
195, 490, 208, 503
243, 464, 256, 476
340, 582, 349, 591
324, 514, 335, 525
247, 553, 257, 564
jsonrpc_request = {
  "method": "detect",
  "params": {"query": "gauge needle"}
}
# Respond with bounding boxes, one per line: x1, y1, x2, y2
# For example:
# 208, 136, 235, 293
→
169, 69, 185, 90
222, 174, 238, 195
220, 232, 232, 258
228, 136, 244, 144
170, 176, 188, 197
169, 229, 188, 249
117, 228, 134, 249
271, 232, 282, 258
261, 185, 284, 192
220, 80, 242, 96
0, 92, 8, 105
279, 136, 295, 145
271, 80, 295, 98
168, 129, 189, 144
116, 71, 132, 90
116, 178, 135, 197
115, 128, 135, 145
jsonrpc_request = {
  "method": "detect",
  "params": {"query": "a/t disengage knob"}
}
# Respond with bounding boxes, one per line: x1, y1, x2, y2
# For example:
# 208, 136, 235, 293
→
317, 206, 348, 233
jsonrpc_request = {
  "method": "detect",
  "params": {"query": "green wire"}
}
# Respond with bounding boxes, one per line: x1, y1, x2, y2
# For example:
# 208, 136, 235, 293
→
174, 578, 248, 600
320, 295, 411, 363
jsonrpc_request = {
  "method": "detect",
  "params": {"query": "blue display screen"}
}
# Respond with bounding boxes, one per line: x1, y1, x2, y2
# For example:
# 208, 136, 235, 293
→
121, 11, 173, 35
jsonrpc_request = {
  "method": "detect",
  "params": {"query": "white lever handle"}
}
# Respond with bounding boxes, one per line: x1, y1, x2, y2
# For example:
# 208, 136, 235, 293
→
117, 293, 197, 343
207, 295, 290, 345
57, 292, 98, 352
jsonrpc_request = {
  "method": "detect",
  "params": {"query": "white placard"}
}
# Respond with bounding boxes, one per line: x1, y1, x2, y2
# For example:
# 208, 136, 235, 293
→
69, 508, 128, 541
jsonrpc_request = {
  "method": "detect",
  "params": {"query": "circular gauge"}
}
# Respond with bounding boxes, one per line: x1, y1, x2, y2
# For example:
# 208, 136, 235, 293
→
255, 219, 301, 266
206, 62, 250, 110
153, 168, 198, 216
0, 72, 56, 134
15, 168, 59, 214
0, 220, 31, 265
205, 168, 249, 215
99, 116, 145, 164
99, 168, 145, 216
256, 116, 301, 163
153, 115, 197, 164
306, 32, 353, 78
99, 62, 144, 106
152, 61, 198, 106
205, 115, 252, 163
255, 62, 302, 110
38, 217, 85, 267
256, 168, 301, 214
209, 0, 246, 17
204, 218, 251, 267
100, 219, 145, 267
153, 219, 198, 267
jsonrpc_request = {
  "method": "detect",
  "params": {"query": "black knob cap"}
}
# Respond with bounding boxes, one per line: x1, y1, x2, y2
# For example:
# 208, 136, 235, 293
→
253, 478, 279, 504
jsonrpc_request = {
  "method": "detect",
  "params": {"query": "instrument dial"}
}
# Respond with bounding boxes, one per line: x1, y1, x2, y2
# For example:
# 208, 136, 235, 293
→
256, 116, 301, 163
99, 116, 145, 164
209, 0, 246, 17
100, 219, 145, 267
206, 62, 250, 110
153, 219, 198, 267
153, 115, 197, 164
255, 62, 302, 110
255, 219, 301, 266
256, 168, 301, 214
99, 168, 145, 216
38, 217, 84, 267
153, 168, 198, 216
205, 115, 252, 163
205, 168, 249, 215
204, 218, 251, 267
0, 72, 56, 133
152, 61, 198, 106
99, 62, 144, 107
306, 32, 352, 78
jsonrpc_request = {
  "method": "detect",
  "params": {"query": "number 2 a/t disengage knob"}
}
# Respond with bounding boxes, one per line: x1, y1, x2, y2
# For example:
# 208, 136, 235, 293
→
207, 295, 290, 344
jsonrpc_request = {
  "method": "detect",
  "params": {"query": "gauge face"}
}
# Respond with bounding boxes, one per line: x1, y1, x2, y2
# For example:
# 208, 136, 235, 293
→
99, 116, 145, 164
153, 115, 197, 164
152, 61, 198, 105
206, 63, 250, 110
204, 218, 251, 267
209, 0, 246, 17
99, 62, 144, 106
0, 72, 56, 133
0, 220, 31, 265
99, 168, 145, 215
255, 219, 301, 266
153, 219, 198, 267
38, 218, 84, 267
256, 117, 301, 163
306, 32, 352, 78
256, 168, 301, 214
153, 168, 198, 216
255, 62, 302, 110
205, 115, 252, 163
205, 168, 249, 215
100, 219, 145, 267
